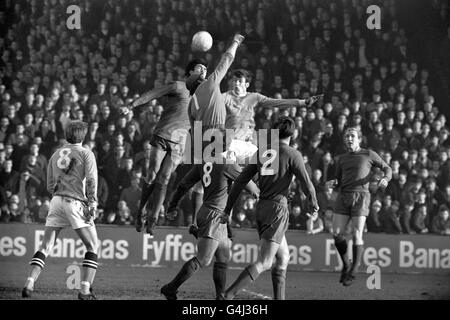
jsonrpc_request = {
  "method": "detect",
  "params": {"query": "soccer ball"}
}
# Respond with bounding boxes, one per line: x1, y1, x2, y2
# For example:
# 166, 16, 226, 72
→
191, 31, 213, 52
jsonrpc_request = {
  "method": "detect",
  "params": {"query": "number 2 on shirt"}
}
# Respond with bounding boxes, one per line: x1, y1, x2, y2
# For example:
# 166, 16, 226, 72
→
260, 149, 277, 176
57, 148, 72, 170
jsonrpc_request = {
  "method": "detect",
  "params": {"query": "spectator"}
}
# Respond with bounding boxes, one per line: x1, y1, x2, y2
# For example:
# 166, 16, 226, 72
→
430, 205, 450, 236
232, 211, 253, 229
412, 204, 429, 234
380, 200, 403, 234
367, 200, 383, 233
322, 207, 334, 233
399, 201, 416, 234
289, 205, 303, 230
119, 176, 142, 220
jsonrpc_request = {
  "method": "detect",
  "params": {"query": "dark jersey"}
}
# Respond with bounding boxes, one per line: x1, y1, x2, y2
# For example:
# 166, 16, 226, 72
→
333, 148, 392, 193
188, 53, 234, 131
226, 142, 318, 208
169, 162, 258, 212
133, 81, 190, 144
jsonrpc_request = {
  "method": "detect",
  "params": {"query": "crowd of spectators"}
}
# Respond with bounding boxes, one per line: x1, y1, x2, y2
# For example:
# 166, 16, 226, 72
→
1, 0, 450, 236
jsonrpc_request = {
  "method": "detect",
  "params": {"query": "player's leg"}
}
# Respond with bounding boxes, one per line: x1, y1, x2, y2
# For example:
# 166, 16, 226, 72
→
22, 226, 62, 297
191, 181, 204, 215
75, 225, 99, 299
343, 192, 370, 286
161, 237, 219, 299
224, 238, 279, 300
332, 193, 351, 283
136, 144, 167, 232
213, 237, 231, 299
272, 235, 289, 300
146, 152, 175, 233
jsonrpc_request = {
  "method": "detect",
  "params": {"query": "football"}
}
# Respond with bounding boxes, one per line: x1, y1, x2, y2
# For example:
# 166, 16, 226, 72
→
191, 31, 213, 52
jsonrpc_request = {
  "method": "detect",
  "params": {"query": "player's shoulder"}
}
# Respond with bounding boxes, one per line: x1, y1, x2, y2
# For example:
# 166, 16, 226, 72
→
172, 81, 189, 93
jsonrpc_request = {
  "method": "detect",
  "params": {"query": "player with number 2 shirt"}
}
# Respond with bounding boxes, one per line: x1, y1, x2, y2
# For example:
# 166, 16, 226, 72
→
220, 117, 319, 300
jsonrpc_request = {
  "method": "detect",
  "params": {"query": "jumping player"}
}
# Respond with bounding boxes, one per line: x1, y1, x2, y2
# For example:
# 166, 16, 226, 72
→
325, 127, 391, 286
161, 155, 259, 300
121, 69, 192, 235
220, 117, 319, 300
22, 120, 99, 300
223, 69, 323, 143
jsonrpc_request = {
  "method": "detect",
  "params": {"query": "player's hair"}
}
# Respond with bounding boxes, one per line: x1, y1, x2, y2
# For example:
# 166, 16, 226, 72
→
184, 58, 207, 77
344, 126, 362, 139
232, 69, 252, 83
65, 120, 88, 144
273, 116, 296, 139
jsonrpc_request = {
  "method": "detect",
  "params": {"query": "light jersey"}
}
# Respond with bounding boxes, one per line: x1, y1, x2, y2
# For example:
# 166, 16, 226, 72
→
223, 91, 303, 137
151, 81, 191, 144
188, 52, 234, 131
235, 142, 318, 205
47, 143, 98, 204
334, 148, 392, 193
173, 163, 257, 212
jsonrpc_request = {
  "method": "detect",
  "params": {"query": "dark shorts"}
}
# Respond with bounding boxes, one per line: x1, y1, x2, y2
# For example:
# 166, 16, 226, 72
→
196, 206, 228, 242
255, 199, 289, 244
150, 134, 185, 164
334, 191, 371, 217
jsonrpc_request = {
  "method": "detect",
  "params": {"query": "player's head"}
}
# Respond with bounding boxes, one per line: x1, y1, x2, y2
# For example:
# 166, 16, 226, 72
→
344, 126, 362, 152
273, 116, 296, 140
232, 69, 252, 94
65, 120, 88, 144
185, 58, 207, 95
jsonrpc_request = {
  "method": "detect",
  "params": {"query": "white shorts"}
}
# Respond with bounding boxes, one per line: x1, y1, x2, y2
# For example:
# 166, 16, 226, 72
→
45, 196, 94, 229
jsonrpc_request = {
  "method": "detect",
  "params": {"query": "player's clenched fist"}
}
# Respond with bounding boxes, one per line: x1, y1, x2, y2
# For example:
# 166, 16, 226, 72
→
83, 202, 98, 222
188, 224, 199, 239
233, 34, 245, 46
305, 94, 324, 106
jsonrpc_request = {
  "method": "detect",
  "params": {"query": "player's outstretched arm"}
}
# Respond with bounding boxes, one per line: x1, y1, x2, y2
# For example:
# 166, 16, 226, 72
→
211, 34, 245, 84
120, 83, 178, 114
257, 93, 324, 110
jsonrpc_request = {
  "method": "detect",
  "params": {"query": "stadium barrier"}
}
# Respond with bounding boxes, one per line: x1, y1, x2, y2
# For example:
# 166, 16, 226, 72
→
1, 223, 449, 274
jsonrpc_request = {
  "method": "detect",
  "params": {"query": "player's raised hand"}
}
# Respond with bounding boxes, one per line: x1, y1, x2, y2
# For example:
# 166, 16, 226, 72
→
188, 224, 199, 239
378, 177, 389, 190
233, 34, 245, 46
305, 94, 324, 106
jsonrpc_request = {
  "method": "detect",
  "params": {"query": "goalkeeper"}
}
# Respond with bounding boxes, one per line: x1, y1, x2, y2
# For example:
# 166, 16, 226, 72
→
21, 120, 99, 300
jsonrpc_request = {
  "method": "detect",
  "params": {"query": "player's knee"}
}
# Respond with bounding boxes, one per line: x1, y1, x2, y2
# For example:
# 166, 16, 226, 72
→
260, 258, 274, 271
196, 256, 213, 268
39, 241, 55, 256
84, 240, 99, 253
275, 252, 290, 269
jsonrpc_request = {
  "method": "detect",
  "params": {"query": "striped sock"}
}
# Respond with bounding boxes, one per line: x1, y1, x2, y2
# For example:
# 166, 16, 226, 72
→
30, 251, 46, 269
82, 252, 98, 270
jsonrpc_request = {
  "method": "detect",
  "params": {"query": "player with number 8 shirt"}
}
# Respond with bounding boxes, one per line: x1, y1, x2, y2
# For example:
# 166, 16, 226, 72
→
22, 120, 99, 300
160, 156, 259, 300
220, 117, 319, 300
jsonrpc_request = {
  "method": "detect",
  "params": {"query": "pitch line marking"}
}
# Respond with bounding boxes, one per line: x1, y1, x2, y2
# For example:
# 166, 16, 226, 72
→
242, 289, 272, 300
